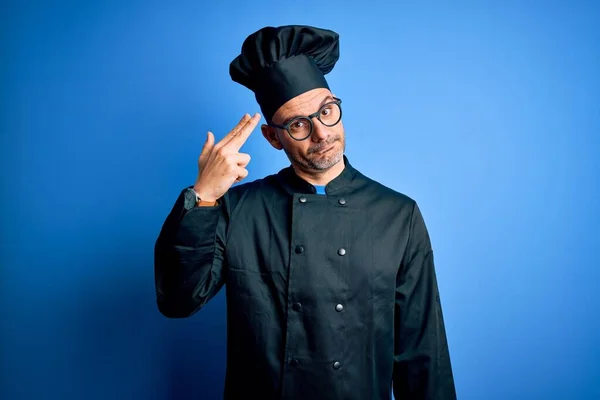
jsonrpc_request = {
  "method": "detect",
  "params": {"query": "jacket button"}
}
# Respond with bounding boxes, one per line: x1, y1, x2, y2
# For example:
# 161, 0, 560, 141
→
299, 196, 307, 203
337, 248, 346, 256
290, 358, 299, 366
292, 302, 302, 311
335, 304, 344, 312
332, 361, 341, 370
338, 198, 346, 205
295, 245, 304, 254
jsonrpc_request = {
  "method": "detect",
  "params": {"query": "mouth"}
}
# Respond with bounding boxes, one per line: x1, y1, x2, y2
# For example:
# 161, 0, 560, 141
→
314, 143, 336, 154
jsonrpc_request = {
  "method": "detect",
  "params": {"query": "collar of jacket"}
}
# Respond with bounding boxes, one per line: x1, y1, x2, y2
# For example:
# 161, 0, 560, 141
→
276, 155, 359, 195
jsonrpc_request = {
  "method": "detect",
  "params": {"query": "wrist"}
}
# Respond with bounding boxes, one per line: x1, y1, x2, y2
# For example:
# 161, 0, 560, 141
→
191, 186, 218, 205
196, 200, 217, 207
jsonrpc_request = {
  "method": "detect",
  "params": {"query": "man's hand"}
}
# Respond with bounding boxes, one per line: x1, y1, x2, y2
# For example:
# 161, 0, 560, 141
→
193, 113, 261, 202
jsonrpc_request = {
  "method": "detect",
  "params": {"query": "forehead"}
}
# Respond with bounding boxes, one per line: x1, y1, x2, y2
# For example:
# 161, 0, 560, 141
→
273, 88, 332, 121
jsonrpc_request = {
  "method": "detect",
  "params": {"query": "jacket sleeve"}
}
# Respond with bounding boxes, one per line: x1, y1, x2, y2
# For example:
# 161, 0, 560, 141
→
392, 201, 456, 399
154, 187, 230, 318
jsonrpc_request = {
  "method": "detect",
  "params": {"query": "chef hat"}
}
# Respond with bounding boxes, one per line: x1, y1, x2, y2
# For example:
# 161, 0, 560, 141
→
229, 25, 340, 123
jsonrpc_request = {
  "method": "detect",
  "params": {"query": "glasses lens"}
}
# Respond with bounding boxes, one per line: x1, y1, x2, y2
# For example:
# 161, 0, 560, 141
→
288, 117, 312, 139
318, 102, 342, 126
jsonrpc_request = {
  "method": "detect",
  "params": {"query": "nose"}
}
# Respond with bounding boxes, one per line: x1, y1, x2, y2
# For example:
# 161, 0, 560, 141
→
310, 118, 329, 142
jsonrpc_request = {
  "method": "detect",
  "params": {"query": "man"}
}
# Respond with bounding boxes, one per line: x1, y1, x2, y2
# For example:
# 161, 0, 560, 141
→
154, 25, 456, 399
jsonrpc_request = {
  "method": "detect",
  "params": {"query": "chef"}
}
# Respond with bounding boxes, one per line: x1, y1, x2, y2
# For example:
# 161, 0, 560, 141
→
154, 24, 456, 400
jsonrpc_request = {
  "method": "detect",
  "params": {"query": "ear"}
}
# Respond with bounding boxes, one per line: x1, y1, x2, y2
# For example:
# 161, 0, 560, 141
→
261, 124, 283, 150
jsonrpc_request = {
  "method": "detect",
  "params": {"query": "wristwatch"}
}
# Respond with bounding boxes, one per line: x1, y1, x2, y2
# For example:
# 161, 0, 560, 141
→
183, 187, 217, 210
183, 188, 199, 210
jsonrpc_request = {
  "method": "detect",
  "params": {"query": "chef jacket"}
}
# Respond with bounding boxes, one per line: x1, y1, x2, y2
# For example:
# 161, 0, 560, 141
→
154, 156, 456, 399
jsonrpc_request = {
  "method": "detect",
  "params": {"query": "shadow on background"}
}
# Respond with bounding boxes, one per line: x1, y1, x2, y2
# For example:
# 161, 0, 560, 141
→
71, 264, 228, 400
1, 244, 230, 399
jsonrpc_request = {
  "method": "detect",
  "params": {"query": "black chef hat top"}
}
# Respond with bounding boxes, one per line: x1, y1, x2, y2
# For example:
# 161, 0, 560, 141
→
229, 25, 340, 123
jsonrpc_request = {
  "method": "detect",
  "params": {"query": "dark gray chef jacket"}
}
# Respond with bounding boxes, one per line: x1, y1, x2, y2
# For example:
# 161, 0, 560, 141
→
154, 156, 456, 399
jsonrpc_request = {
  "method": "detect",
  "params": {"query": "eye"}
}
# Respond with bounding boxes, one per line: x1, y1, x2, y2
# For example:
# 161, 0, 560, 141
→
321, 106, 332, 116
290, 120, 306, 131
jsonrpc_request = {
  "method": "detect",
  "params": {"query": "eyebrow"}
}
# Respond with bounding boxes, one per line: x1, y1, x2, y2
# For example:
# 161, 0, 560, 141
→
281, 95, 335, 125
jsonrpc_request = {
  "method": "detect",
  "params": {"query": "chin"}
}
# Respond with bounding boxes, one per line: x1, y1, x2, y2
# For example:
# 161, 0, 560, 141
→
308, 149, 343, 170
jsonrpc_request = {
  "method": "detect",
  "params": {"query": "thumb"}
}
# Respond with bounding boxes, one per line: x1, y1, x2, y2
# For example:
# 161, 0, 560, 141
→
199, 131, 215, 161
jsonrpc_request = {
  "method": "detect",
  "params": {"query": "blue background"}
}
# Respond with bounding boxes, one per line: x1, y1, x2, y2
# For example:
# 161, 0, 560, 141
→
2, 1, 599, 399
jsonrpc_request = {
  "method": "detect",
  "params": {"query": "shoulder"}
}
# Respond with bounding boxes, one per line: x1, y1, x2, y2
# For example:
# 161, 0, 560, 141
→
223, 173, 279, 208
353, 168, 431, 240
353, 168, 417, 209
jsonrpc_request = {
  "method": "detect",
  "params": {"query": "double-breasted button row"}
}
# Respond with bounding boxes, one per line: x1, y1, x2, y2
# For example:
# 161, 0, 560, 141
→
297, 196, 347, 205
290, 358, 342, 370
294, 245, 346, 256
291, 302, 344, 312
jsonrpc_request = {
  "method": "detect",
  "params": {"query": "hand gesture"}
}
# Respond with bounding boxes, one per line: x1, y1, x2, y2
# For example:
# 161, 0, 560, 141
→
193, 113, 261, 202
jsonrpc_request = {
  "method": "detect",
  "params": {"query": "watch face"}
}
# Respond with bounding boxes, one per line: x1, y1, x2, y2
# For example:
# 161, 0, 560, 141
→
183, 188, 197, 210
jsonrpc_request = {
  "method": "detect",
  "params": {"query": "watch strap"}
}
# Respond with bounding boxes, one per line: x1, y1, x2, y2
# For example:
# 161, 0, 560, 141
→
191, 188, 218, 207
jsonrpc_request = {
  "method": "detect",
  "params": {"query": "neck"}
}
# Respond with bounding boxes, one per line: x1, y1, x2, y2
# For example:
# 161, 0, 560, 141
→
292, 157, 346, 186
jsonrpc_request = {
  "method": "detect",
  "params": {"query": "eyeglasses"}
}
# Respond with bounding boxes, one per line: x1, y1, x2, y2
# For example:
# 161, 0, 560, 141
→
270, 97, 342, 141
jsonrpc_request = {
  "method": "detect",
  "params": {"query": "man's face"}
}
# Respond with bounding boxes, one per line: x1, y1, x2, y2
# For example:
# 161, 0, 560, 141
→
262, 88, 345, 173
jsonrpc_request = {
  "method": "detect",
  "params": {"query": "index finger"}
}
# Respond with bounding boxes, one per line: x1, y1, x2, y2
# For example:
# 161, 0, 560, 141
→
215, 114, 252, 148
225, 113, 261, 151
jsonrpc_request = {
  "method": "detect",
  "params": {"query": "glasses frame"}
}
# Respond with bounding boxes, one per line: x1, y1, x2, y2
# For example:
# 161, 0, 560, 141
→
269, 97, 343, 141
